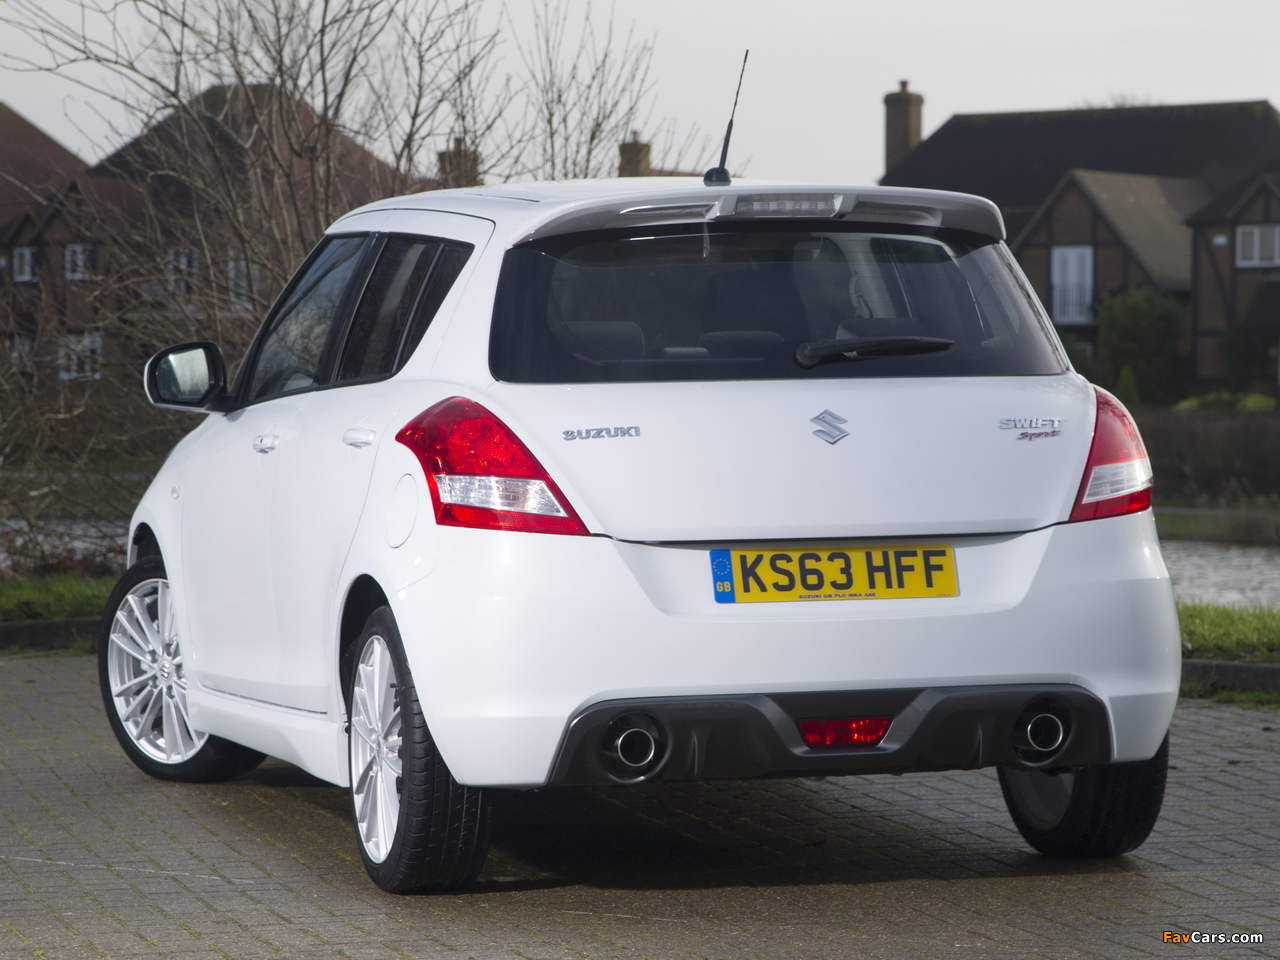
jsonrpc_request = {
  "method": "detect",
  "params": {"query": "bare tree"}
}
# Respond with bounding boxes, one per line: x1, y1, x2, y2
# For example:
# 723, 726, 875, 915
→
0, 0, 682, 573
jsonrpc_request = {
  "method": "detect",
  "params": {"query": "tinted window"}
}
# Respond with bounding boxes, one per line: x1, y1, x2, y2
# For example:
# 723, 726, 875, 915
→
397, 241, 473, 367
246, 236, 366, 401
490, 223, 1066, 383
337, 237, 441, 381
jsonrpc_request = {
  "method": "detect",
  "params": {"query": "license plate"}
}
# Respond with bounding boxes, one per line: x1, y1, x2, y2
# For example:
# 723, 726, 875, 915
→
710, 544, 958, 603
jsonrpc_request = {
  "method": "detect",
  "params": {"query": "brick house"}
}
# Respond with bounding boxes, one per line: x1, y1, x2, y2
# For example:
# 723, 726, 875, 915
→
1, 85, 405, 386
881, 92, 1280, 391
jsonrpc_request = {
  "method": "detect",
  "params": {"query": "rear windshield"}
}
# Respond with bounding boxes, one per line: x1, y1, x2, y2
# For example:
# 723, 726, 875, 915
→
490, 222, 1066, 382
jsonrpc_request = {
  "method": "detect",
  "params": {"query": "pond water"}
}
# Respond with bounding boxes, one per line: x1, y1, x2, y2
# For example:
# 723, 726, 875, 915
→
1159, 539, 1280, 608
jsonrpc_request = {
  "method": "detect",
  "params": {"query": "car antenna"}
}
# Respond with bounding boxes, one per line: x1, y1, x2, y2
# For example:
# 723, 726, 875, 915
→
703, 50, 749, 186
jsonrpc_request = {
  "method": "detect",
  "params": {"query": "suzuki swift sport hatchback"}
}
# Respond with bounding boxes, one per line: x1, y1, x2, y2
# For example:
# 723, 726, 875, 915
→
100, 179, 1179, 893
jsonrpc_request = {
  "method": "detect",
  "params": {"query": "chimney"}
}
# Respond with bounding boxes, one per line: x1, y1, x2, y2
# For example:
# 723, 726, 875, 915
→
884, 80, 923, 174
437, 137, 483, 188
618, 132, 652, 177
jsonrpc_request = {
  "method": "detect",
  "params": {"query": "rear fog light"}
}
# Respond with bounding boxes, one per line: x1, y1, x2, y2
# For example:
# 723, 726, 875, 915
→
798, 717, 892, 748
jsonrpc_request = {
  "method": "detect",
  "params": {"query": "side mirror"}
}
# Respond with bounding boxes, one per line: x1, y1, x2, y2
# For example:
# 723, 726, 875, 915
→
144, 341, 230, 412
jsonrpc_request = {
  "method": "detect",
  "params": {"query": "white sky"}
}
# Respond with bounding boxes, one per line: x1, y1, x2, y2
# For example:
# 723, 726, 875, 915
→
3, 0, 1279, 185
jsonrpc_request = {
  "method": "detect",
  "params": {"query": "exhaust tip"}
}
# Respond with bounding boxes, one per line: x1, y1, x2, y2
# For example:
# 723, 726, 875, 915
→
601, 713, 667, 782
1013, 699, 1071, 764
1025, 713, 1065, 752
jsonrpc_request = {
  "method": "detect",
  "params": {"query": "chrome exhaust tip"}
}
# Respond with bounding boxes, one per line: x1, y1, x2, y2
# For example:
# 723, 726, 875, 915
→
600, 713, 667, 781
1013, 699, 1072, 764
1024, 713, 1066, 752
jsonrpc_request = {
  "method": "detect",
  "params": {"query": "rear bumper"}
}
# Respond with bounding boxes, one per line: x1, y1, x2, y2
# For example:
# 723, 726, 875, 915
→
548, 684, 1112, 786
388, 510, 1179, 787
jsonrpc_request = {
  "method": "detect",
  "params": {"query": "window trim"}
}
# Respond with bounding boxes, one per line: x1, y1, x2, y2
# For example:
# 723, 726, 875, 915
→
57, 332, 104, 380
1235, 224, 1280, 267
1050, 244, 1094, 325
12, 246, 37, 283
64, 242, 93, 282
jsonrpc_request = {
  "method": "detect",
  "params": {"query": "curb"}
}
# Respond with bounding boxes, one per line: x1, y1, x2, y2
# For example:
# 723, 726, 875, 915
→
0, 617, 101, 652
1182, 658, 1280, 696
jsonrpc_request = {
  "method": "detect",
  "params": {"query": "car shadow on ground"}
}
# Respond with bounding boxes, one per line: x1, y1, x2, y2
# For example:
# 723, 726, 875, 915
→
472, 777, 1141, 893
229, 761, 1140, 896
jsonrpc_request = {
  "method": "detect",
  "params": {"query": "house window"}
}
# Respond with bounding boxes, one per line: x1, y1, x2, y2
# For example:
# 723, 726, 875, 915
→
1051, 245, 1094, 324
9, 335, 34, 369
1236, 225, 1280, 267
13, 246, 37, 282
227, 254, 252, 307
64, 243, 93, 281
57, 333, 103, 380
168, 247, 198, 293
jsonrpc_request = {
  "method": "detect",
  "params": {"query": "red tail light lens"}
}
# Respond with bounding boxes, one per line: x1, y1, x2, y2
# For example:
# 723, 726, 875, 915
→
397, 397, 589, 535
798, 717, 892, 748
1068, 386, 1153, 522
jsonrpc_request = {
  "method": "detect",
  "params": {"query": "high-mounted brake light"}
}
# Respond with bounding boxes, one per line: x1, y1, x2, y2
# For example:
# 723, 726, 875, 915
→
732, 193, 838, 217
1068, 387, 1153, 522
396, 397, 589, 535
797, 717, 892, 748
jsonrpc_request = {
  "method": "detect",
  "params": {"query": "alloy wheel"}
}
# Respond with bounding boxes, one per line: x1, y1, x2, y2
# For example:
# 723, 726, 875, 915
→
105, 577, 207, 763
350, 634, 403, 863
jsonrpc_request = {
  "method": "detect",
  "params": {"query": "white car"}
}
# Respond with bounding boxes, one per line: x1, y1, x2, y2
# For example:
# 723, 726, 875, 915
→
98, 178, 1179, 893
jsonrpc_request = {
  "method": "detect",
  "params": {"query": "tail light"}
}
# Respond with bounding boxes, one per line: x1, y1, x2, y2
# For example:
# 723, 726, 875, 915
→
1068, 387, 1153, 522
396, 397, 589, 535
797, 717, 892, 748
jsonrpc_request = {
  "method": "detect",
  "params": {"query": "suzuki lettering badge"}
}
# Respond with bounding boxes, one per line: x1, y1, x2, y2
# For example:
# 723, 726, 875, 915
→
811, 409, 849, 444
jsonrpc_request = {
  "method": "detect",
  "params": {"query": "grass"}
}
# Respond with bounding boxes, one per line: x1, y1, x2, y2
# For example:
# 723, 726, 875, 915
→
1177, 601, 1280, 663
0, 575, 115, 622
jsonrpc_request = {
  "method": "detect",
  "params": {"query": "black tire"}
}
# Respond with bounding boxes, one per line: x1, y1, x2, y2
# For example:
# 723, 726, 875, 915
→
98, 555, 265, 782
998, 734, 1169, 858
346, 606, 491, 893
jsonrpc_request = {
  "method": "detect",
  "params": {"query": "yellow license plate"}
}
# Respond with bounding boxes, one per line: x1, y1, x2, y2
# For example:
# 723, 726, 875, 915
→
710, 544, 958, 603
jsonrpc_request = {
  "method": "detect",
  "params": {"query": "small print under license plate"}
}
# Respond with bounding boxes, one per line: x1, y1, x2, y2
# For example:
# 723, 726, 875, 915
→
710, 544, 958, 604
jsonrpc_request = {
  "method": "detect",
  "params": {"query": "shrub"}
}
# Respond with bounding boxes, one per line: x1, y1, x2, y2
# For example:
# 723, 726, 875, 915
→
1096, 288, 1183, 403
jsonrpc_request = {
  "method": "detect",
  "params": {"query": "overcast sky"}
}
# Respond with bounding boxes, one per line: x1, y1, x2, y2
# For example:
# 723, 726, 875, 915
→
3, 0, 1279, 185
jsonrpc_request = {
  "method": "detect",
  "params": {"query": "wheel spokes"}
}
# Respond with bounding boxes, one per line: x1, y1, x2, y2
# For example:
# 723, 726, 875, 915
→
350, 634, 404, 863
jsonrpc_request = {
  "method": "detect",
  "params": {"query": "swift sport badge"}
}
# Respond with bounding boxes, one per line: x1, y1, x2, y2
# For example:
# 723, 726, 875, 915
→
999, 417, 1063, 441
811, 409, 849, 444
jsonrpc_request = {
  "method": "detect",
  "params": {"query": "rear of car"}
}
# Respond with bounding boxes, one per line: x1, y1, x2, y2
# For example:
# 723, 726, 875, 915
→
389, 192, 1178, 795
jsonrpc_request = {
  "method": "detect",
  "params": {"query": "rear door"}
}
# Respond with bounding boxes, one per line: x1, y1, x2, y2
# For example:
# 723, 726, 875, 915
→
268, 215, 490, 711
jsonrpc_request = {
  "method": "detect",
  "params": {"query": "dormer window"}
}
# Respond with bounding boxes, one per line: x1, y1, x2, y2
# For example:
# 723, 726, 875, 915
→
65, 243, 93, 281
12, 246, 36, 283
1235, 225, 1280, 267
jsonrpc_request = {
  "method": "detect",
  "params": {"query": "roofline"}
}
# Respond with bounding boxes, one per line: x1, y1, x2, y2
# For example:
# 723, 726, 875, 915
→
340, 179, 1007, 244
945, 99, 1278, 123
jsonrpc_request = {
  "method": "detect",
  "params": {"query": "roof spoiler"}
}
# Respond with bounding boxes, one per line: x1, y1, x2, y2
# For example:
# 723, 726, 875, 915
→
515, 185, 1005, 244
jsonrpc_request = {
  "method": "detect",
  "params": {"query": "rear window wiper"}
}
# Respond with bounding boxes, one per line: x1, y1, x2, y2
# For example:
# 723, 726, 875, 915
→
794, 336, 954, 369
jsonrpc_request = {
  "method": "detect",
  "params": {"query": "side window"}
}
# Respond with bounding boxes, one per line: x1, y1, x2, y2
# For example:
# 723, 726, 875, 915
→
395, 241, 474, 371
245, 236, 366, 402
337, 237, 441, 382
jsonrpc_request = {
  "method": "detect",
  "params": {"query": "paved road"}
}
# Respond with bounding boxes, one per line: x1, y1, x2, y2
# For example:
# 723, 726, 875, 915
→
1, 655, 1276, 959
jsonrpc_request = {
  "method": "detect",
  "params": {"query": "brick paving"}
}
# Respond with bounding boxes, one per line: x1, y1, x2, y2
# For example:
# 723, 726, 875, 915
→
1, 654, 1277, 959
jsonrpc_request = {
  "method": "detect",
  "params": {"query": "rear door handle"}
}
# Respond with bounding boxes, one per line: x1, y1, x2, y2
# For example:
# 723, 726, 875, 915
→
343, 428, 376, 448
253, 434, 278, 454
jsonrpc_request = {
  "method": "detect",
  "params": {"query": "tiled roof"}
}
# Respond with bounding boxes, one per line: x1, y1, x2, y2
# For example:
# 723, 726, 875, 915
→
881, 101, 1280, 240
0, 102, 86, 214
1024, 169, 1209, 291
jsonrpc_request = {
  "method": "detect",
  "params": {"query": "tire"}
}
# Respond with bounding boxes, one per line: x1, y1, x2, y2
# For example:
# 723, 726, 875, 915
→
346, 606, 491, 893
98, 555, 265, 782
998, 734, 1169, 858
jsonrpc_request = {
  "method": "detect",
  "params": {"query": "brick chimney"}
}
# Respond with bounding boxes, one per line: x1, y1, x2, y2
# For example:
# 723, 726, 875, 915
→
884, 80, 923, 174
618, 132, 652, 177
436, 137, 482, 188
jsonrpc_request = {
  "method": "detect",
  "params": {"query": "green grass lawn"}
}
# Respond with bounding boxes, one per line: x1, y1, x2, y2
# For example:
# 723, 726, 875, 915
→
0, 575, 115, 622
1177, 601, 1280, 662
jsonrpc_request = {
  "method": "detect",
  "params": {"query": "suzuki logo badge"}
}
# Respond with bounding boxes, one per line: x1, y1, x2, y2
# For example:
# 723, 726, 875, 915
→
811, 409, 849, 444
